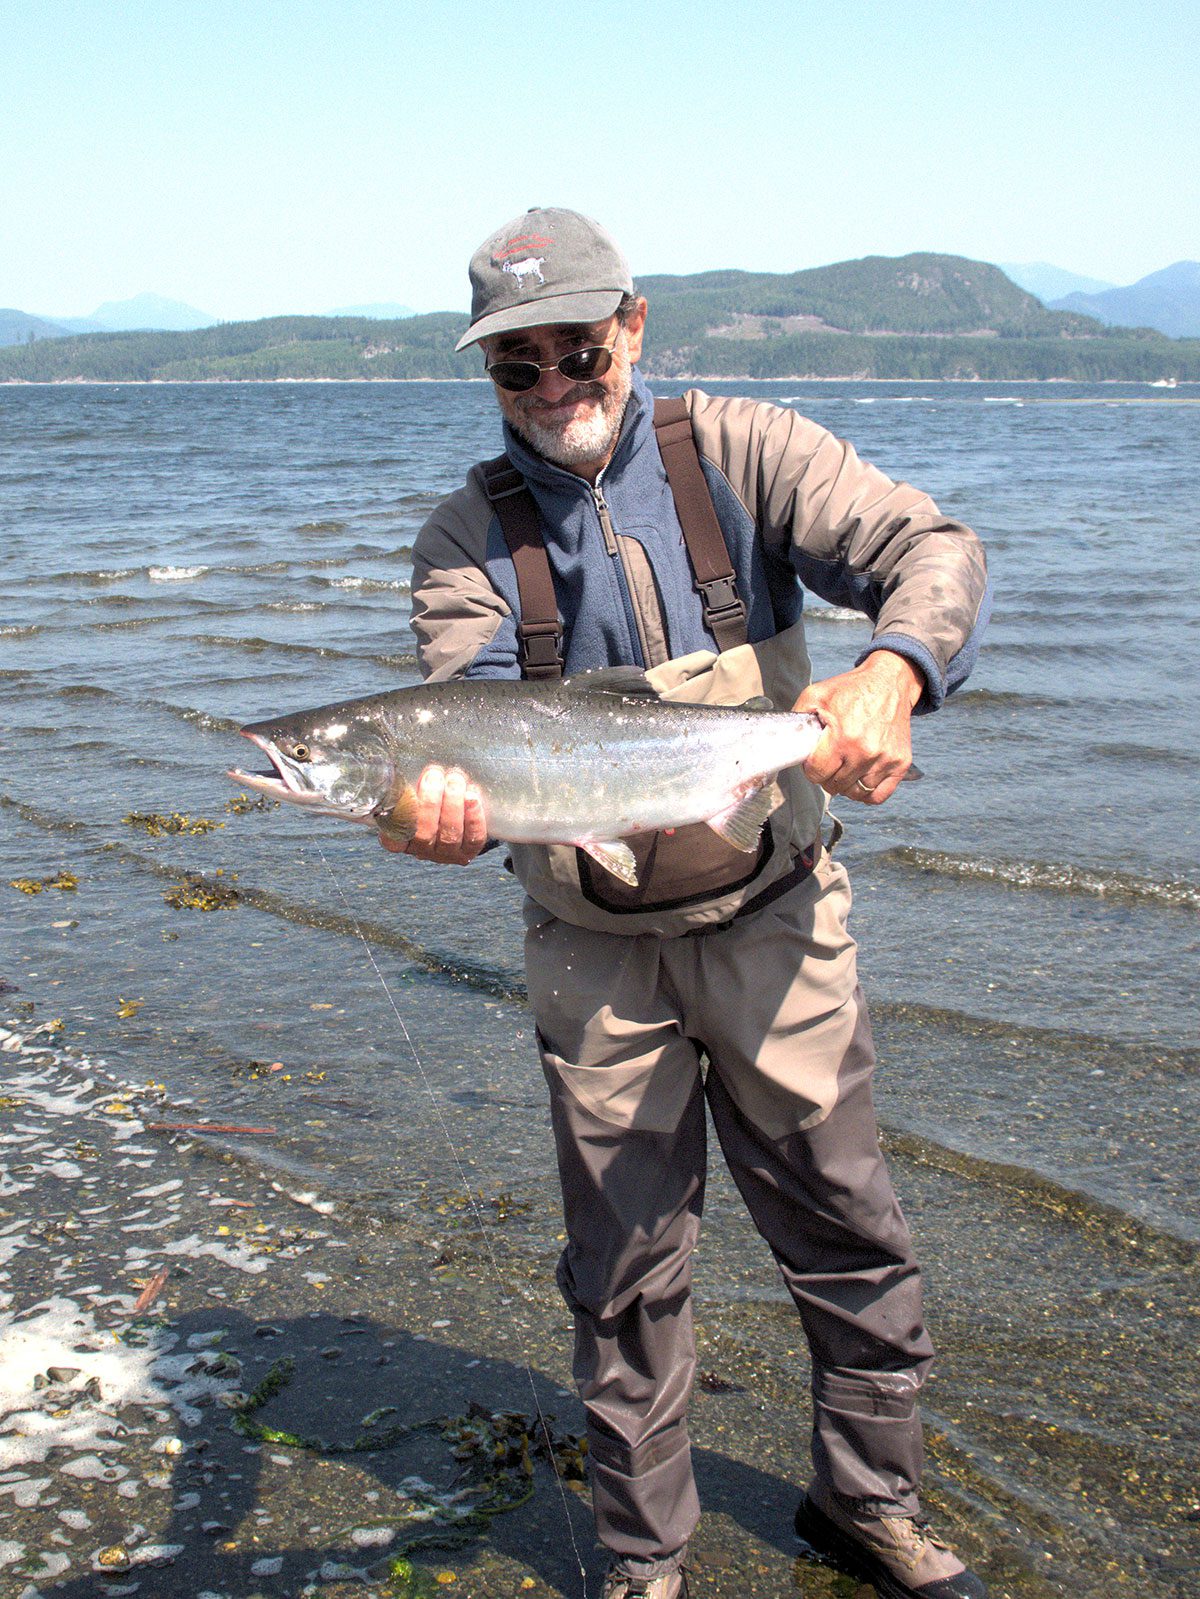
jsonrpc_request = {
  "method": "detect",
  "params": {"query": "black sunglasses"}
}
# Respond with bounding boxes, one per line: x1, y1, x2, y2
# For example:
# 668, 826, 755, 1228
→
485, 339, 618, 393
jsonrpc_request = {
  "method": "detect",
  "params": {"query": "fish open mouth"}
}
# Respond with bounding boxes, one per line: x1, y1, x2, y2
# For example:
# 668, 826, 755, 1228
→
227, 731, 321, 804
227, 731, 378, 822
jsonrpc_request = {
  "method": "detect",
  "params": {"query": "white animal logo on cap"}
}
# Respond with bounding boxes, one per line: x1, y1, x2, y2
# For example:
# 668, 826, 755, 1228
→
502, 257, 546, 291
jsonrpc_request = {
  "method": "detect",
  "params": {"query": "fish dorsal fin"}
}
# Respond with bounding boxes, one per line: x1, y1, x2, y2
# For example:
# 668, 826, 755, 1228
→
739, 694, 775, 712
563, 667, 661, 699
580, 838, 640, 886
706, 780, 785, 853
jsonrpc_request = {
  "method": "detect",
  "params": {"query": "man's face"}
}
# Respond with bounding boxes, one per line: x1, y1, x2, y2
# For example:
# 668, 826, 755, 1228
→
483, 300, 647, 476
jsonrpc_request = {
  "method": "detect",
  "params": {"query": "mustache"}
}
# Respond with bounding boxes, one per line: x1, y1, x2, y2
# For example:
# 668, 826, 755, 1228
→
515, 382, 607, 413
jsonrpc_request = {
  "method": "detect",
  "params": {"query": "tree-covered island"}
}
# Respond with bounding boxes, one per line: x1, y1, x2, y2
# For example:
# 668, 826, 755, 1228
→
3, 255, 1197, 382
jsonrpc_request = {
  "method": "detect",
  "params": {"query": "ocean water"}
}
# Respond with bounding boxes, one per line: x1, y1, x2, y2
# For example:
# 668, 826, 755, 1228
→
1, 378, 1197, 1246
4, 378, 1200, 1595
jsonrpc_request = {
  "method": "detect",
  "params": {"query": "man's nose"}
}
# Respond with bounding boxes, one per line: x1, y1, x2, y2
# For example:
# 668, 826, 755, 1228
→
533, 365, 577, 402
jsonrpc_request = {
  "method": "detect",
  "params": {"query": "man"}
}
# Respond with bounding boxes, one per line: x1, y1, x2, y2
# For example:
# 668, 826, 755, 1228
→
386, 208, 991, 1599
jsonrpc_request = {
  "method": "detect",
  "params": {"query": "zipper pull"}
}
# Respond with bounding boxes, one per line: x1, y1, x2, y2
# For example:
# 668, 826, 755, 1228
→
592, 486, 618, 556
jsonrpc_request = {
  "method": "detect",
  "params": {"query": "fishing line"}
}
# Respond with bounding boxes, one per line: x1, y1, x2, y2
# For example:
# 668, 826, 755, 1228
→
314, 841, 589, 1594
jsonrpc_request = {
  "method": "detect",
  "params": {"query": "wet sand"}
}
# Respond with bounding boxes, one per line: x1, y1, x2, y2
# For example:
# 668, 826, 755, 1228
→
1, 1023, 1197, 1599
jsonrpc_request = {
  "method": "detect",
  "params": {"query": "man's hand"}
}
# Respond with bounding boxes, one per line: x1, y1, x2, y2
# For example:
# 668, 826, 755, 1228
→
378, 765, 489, 863
795, 651, 924, 805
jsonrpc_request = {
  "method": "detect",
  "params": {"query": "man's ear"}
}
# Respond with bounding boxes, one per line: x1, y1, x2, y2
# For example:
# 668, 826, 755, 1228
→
622, 298, 648, 364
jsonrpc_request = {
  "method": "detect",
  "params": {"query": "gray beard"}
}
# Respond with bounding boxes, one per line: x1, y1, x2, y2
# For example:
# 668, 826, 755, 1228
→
508, 365, 632, 471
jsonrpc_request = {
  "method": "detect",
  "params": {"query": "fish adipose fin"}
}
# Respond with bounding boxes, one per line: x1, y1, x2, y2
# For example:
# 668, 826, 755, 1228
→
706, 780, 785, 852
563, 667, 660, 699
580, 838, 640, 886
374, 782, 419, 845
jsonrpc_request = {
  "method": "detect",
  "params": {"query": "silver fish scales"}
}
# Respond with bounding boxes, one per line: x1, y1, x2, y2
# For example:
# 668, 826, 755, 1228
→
228, 669, 823, 886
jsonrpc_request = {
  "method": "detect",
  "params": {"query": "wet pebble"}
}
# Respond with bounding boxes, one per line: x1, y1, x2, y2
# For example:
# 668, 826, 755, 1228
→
350, 1526, 396, 1549
131, 1543, 184, 1567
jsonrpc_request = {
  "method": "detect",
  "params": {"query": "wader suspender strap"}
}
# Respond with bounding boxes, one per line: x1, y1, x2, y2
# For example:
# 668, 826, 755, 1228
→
481, 456, 565, 680
651, 396, 749, 652
482, 398, 748, 679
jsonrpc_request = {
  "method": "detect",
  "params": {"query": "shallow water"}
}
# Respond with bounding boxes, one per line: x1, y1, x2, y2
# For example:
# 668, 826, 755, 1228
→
3, 378, 1197, 1231
3, 377, 1199, 1593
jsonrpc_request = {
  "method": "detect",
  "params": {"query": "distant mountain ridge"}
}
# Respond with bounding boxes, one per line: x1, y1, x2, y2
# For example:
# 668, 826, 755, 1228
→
81, 293, 217, 332
1049, 262, 1200, 339
1, 253, 1196, 380
1000, 262, 1116, 302
0, 294, 218, 345
0, 308, 72, 346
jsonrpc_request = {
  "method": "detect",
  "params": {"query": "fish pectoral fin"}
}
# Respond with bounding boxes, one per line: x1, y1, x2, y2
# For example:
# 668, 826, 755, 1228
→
563, 666, 660, 699
706, 780, 785, 852
580, 838, 640, 887
375, 782, 419, 845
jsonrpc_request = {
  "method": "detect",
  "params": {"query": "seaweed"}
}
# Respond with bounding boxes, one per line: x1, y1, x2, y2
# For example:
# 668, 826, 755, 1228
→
229, 1359, 587, 1562
124, 810, 225, 836
163, 873, 241, 910
224, 792, 280, 814
9, 871, 76, 894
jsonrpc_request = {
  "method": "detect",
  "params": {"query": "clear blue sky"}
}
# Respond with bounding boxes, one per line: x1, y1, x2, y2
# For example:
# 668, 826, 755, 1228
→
2, 0, 1195, 320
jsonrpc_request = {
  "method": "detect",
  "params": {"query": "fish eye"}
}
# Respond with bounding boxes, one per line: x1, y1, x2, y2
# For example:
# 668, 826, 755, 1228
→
291, 743, 311, 761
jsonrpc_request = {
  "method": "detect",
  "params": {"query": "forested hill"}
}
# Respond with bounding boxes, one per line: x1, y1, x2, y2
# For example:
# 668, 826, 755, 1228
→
3, 255, 1198, 382
639, 254, 1097, 340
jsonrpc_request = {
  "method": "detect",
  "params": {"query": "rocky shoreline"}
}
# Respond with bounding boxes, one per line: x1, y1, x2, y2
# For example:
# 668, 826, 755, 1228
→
2, 1020, 1198, 1598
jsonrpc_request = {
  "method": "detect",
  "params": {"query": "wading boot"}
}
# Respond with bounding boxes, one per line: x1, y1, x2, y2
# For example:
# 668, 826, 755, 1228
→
795, 1486, 988, 1599
599, 1565, 689, 1599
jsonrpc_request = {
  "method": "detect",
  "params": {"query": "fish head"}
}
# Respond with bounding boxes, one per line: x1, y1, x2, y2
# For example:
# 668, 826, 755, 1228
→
228, 707, 398, 823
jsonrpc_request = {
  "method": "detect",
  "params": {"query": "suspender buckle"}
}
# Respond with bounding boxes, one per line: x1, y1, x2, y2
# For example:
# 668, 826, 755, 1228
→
518, 621, 564, 677
696, 574, 746, 624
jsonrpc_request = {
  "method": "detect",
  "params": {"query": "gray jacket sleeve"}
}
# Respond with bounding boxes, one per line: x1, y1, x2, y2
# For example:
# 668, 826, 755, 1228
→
687, 392, 990, 707
409, 471, 512, 682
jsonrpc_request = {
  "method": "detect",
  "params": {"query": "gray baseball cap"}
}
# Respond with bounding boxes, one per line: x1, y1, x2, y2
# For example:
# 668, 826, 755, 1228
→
455, 207, 633, 353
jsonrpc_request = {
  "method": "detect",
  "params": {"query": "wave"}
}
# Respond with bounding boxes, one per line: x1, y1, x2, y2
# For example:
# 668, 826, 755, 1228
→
880, 1123, 1197, 1261
950, 687, 1072, 711
872, 994, 1197, 1071
879, 845, 1199, 910
50, 683, 117, 700
0, 624, 40, 639
148, 565, 208, 582
87, 615, 179, 633
1091, 741, 1200, 773
805, 604, 869, 624
323, 576, 411, 594
187, 633, 363, 661
60, 566, 141, 585
149, 700, 243, 734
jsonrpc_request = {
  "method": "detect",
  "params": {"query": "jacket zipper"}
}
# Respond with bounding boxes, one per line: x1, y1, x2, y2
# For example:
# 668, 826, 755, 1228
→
592, 483, 619, 556
591, 480, 649, 666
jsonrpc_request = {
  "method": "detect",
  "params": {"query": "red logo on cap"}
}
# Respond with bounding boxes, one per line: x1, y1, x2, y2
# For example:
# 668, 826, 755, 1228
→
491, 232, 553, 265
